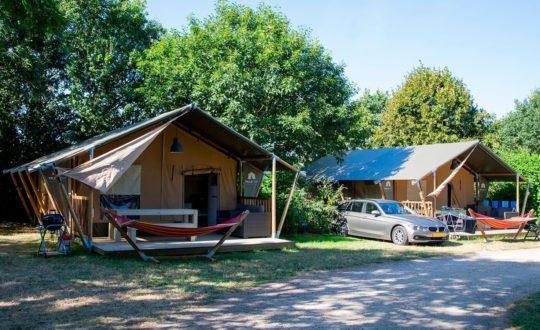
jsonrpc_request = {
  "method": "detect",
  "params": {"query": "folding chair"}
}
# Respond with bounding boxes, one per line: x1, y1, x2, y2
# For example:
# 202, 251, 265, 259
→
524, 218, 540, 241
38, 214, 70, 257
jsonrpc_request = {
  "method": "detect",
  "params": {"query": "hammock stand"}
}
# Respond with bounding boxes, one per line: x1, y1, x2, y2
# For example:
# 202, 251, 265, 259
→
467, 209, 536, 242
103, 209, 250, 262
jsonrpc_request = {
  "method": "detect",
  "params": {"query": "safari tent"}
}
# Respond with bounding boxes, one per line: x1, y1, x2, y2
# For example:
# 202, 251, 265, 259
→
4, 104, 298, 256
307, 141, 527, 217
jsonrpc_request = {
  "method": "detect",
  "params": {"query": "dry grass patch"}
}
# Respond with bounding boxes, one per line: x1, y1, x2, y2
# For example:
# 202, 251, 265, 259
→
1, 223, 539, 328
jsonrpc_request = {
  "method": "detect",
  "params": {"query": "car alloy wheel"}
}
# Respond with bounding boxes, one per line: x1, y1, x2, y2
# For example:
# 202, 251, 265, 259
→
392, 225, 409, 245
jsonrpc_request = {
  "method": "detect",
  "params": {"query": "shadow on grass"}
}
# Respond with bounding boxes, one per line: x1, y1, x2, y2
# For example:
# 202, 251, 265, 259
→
1, 228, 539, 328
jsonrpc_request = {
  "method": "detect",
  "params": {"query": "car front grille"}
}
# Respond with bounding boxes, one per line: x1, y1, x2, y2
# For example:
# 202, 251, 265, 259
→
429, 226, 446, 232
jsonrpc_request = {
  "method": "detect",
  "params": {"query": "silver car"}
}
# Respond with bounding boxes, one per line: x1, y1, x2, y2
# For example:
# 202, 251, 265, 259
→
338, 199, 449, 245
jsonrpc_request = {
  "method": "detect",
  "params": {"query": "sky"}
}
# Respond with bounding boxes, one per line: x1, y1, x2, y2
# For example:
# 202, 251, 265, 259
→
146, 0, 540, 118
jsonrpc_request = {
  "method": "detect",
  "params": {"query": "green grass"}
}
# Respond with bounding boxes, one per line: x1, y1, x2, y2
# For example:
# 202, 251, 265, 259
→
511, 292, 540, 330
0, 225, 539, 328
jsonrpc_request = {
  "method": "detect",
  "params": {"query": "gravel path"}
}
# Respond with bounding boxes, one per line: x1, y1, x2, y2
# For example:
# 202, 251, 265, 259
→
163, 247, 540, 329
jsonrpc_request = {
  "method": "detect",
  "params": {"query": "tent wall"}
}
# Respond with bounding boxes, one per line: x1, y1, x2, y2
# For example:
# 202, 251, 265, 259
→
339, 159, 476, 210
77, 125, 237, 233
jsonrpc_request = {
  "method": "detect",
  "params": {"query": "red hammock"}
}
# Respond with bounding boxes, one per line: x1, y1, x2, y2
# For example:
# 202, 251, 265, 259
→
468, 209, 535, 229
113, 212, 246, 237
102, 209, 250, 262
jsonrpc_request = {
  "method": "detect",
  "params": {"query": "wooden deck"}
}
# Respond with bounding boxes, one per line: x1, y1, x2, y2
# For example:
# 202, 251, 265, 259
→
92, 234, 295, 256
452, 229, 520, 238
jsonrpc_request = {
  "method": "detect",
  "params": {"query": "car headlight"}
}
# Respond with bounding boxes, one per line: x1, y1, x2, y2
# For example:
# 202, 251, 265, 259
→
411, 225, 429, 231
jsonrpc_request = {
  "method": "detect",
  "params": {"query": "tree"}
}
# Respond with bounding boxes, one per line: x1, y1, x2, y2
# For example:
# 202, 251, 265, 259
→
487, 149, 540, 215
497, 89, 540, 153
0, 0, 73, 165
347, 89, 388, 149
61, 0, 163, 140
373, 66, 491, 147
137, 1, 356, 165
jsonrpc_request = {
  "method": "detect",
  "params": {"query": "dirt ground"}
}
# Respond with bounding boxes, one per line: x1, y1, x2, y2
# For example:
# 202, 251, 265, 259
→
1, 224, 539, 329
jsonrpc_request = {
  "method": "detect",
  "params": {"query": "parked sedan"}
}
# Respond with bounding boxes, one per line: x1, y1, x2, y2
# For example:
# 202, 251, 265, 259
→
338, 199, 448, 245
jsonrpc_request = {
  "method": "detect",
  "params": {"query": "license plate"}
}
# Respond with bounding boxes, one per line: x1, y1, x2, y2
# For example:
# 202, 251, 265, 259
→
433, 232, 447, 238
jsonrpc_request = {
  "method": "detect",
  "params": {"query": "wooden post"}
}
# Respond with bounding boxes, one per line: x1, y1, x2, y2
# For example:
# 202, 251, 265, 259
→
239, 161, 244, 197
88, 148, 95, 240
417, 180, 429, 217
18, 171, 41, 220
521, 183, 530, 216
432, 171, 437, 213
378, 181, 386, 200
37, 169, 60, 213
516, 174, 520, 214
271, 156, 277, 238
58, 180, 91, 251
10, 172, 33, 221
276, 171, 300, 238
25, 170, 47, 214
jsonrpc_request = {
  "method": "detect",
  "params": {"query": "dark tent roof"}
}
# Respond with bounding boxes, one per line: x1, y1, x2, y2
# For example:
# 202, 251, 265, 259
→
307, 141, 524, 182
5, 104, 297, 173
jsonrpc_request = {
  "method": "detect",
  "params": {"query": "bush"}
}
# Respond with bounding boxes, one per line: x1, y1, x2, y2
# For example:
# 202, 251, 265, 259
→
278, 178, 344, 235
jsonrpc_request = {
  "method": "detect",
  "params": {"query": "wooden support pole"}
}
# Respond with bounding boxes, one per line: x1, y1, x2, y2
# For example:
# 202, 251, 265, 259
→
25, 170, 47, 214
239, 161, 244, 197
516, 174, 520, 214
88, 148, 95, 240
10, 172, 33, 221
378, 181, 386, 200
58, 179, 91, 251
521, 184, 530, 216
37, 169, 60, 213
276, 171, 300, 238
432, 171, 437, 212
17, 171, 41, 220
417, 181, 429, 217
271, 156, 277, 238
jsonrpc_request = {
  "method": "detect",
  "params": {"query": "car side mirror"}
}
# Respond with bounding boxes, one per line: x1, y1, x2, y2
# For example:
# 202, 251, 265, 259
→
371, 210, 381, 217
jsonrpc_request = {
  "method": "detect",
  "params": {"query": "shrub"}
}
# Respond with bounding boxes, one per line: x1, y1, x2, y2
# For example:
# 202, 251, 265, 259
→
278, 178, 344, 235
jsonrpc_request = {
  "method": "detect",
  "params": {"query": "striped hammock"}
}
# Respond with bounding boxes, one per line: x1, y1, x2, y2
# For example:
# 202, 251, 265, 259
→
468, 209, 535, 229
107, 210, 248, 237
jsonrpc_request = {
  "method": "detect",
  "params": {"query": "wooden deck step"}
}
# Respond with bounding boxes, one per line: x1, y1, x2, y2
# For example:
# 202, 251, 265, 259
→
92, 237, 295, 256
452, 229, 520, 238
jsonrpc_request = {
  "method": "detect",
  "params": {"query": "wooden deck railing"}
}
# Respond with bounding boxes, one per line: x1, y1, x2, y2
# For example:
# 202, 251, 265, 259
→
401, 200, 433, 217
239, 196, 271, 213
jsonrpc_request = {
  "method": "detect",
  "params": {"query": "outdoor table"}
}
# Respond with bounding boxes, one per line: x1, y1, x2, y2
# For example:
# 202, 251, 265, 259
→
110, 208, 198, 242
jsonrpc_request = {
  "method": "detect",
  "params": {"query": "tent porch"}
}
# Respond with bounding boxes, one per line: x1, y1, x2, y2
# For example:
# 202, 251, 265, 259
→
92, 234, 295, 256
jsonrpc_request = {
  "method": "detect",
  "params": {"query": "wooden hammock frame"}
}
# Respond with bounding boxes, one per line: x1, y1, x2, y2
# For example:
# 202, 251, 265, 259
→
102, 209, 250, 262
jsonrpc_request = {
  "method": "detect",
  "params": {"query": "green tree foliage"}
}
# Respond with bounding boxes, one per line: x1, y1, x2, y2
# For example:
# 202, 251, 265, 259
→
137, 1, 356, 165
373, 66, 491, 147
347, 89, 388, 149
0, 0, 72, 166
497, 89, 540, 153
487, 149, 540, 215
61, 0, 162, 139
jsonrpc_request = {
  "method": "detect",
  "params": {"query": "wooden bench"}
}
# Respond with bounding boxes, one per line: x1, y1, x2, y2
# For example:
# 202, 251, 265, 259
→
110, 209, 199, 242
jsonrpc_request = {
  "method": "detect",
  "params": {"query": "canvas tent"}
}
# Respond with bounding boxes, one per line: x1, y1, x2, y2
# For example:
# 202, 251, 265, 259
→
307, 141, 527, 216
5, 104, 299, 249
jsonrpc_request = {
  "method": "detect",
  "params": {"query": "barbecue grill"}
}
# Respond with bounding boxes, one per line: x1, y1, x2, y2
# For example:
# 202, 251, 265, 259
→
38, 213, 70, 257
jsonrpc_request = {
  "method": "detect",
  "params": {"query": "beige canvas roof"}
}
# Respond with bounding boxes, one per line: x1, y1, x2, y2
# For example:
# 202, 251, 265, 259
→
5, 104, 297, 174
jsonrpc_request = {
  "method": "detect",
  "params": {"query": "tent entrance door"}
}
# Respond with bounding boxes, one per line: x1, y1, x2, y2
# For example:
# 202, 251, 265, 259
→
184, 173, 219, 227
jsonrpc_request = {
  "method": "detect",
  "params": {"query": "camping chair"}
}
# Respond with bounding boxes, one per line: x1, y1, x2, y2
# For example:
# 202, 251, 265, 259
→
37, 214, 71, 257
523, 217, 540, 241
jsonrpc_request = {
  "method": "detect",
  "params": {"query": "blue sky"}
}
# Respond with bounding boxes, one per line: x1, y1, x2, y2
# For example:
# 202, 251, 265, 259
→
146, 0, 540, 118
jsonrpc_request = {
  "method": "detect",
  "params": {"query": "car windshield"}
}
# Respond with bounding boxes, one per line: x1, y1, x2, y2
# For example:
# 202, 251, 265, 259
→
379, 202, 411, 215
